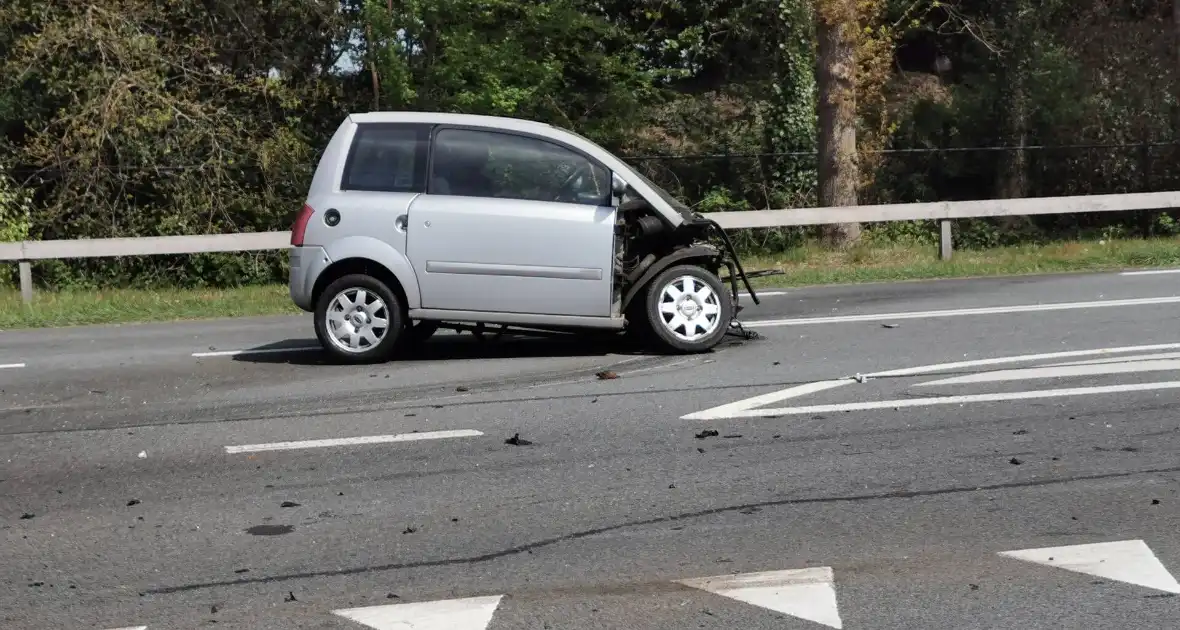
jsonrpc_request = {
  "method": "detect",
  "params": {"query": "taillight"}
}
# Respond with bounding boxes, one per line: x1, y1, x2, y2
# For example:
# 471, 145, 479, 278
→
291, 203, 314, 246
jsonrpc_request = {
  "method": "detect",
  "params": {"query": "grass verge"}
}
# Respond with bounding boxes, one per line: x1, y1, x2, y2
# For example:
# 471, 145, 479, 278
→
1, 236, 1177, 329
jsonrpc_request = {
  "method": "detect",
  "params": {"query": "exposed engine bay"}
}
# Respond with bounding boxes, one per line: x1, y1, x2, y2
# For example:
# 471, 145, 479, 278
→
611, 196, 759, 321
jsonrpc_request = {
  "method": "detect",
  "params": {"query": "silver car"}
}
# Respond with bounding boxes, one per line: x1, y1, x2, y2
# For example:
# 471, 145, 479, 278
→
288, 111, 760, 363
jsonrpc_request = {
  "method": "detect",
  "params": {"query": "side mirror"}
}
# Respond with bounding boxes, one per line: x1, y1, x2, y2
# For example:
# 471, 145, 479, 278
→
611, 173, 628, 197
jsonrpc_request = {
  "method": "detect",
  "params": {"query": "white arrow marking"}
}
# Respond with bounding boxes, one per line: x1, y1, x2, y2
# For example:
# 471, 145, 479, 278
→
744, 296, 1180, 327
682, 379, 851, 420
333, 595, 503, 630
696, 381, 1180, 418
682, 343, 1180, 420
677, 567, 842, 628
999, 539, 1180, 593
916, 358, 1180, 387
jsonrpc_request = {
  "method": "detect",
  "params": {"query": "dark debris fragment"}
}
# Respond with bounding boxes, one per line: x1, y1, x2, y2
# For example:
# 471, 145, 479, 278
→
695, 429, 719, 439
1009, 458, 1022, 465
1012, 429, 1028, 435
595, 370, 619, 380
19, 513, 34, 520
280, 501, 301, 508
284, 591, 297, 603
455, 386, 469, 392
403, 526, 417, 534
722, 434, 743, 439
505, 433, 533, 446
126, 499, 140, 507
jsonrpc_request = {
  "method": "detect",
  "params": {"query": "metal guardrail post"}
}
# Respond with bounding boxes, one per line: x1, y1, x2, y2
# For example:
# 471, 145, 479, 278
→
939, 220, 952, 261
19, 260, 33, 304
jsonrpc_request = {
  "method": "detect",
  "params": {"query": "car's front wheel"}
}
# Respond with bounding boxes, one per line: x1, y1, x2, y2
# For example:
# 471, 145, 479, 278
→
314, 274, 405, 364
642, 264, 732, 353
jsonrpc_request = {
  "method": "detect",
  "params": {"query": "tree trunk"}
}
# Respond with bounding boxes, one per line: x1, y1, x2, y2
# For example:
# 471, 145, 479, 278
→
1174, 0, 1180, 138
816, 0, 860, 248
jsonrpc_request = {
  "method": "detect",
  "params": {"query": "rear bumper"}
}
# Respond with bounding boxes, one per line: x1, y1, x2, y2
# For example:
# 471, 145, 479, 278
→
288, 246, 331, 312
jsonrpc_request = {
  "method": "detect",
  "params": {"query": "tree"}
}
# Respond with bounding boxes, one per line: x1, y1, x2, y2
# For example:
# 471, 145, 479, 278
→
815, 0, 861, 247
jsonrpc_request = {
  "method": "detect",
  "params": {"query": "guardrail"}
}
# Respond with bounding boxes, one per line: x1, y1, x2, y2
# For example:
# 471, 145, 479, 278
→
3, 190, 1178, 304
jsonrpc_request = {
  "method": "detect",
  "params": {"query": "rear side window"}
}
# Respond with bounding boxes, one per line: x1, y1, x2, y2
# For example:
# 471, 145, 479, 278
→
429, 128, 610, 205
341, 124, 429, 193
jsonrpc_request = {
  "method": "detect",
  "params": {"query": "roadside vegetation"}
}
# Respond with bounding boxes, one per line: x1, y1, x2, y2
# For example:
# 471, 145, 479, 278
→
1, 1, 1178, 328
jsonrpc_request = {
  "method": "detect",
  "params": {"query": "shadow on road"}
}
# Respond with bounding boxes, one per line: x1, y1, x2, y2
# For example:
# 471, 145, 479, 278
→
230, 330, 649, 366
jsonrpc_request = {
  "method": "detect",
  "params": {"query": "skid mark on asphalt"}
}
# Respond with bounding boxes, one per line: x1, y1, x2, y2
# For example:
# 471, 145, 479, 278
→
140, 463, 1180, 595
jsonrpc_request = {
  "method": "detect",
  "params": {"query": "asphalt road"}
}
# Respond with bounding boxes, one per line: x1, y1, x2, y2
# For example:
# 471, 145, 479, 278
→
2, 268, 1180, 630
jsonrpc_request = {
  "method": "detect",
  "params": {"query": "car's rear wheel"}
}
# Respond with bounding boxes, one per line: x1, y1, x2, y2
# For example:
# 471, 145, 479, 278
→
314, 274, 405, 364
642, 264, 732, 353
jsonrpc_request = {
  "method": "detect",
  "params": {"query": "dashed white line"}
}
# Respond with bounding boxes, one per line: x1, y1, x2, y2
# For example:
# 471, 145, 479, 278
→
0, 362, 25, 370
193, 345, 320, 358
744, 295, 1180, 327
224, 429, 484, 454
1120, 269, 1180, 276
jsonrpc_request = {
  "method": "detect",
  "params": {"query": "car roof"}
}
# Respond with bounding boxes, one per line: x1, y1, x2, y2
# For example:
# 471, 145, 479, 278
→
348, 111, 556, 135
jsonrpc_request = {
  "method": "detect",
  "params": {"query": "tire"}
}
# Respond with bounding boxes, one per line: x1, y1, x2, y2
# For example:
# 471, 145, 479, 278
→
314, 274, 405, 364
641, 264, 733, 353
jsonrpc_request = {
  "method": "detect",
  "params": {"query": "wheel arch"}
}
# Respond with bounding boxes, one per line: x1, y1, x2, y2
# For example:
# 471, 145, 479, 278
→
315, 236, 422, 310
312, 258, 410, 315
620, 244, 723, 313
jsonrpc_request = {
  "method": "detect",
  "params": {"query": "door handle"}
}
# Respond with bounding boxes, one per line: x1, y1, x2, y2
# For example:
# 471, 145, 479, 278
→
395, 214, 408, 232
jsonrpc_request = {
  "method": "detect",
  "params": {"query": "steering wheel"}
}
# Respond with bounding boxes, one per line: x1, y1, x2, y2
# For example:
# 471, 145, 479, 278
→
553, 163, 589, 203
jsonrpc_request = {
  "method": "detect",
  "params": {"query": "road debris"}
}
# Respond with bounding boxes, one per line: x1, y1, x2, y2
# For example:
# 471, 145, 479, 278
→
126, 499, 140, 507
284, 591, 297, 603
1009, 457, 1023, 465
881, 323, 900, 329
456, 385, 470, 392
1012, 429, 1028, 435
402, 526, 417, 534
280, 501, 301, 508
695, 429, 719, 439
137, 451, 147, 459
722, 434, 743, 439
20, 513, 34, 520
505, 433, 533, 446
595, 370, 619, 380
1153, 499, 1161, 505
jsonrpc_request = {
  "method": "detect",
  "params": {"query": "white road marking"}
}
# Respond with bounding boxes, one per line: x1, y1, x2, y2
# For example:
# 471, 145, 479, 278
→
682, 380, 851, 421
744, 295, 1180, 328
192, 345, 320, 358
0, 362, 25, 369
865, 342, 1180, 378
742, 290, 788, 298
1120, 269, 1180, 276
698, 381, 1180, 418
333, 595, 504, 630
916, 358, 1180, 387
999, 539, 1180, 594
102, 626, 147, 630
224, 429, 484, 454
677, 567, 842, 629
1042, 351, 1180, 367
682, 342, 1180, 420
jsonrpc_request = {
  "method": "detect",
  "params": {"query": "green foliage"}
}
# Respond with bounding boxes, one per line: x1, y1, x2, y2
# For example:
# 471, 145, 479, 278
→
0, 0, 1176, 289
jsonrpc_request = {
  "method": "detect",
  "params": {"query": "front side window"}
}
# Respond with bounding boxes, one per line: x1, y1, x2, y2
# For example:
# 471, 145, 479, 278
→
341, 124, 428, 193
430, 128, 610, 206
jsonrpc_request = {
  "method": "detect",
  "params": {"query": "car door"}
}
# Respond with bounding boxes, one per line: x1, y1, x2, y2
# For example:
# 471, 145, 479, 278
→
406, 126, 617, 318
